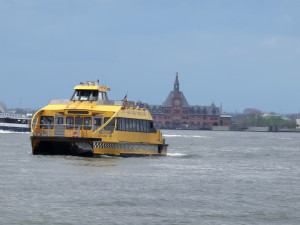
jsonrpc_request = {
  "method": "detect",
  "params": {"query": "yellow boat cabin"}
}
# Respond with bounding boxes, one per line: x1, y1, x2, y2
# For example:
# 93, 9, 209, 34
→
30, 81, 168, 157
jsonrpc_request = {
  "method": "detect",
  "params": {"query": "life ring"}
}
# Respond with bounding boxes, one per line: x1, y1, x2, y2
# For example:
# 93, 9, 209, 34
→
72, 130, 78, 137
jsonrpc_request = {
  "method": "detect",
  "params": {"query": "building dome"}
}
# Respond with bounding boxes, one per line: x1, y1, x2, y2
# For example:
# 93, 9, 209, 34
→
0, 101, 7, 113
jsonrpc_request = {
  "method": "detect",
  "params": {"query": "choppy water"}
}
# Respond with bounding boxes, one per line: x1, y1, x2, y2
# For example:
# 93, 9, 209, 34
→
0, 130, 300, 225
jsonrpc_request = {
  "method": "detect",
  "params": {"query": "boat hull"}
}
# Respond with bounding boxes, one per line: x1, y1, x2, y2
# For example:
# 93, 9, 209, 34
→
93, 141, 167, 157
0, 125, 30, 132
31, 136, 167, 157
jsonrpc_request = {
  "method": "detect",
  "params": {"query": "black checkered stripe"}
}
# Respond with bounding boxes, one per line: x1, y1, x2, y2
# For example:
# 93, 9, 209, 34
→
93, 142, 157, 150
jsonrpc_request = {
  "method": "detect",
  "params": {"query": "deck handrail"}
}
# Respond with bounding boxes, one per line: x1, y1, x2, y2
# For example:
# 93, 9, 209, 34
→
92, 111, 118, 138
31, 122, 115, 137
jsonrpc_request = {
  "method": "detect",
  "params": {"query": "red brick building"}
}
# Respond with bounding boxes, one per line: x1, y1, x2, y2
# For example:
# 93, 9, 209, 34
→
148, 73, 231, 130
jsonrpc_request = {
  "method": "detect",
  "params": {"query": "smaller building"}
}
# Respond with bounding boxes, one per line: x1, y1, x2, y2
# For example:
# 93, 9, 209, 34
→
220, 115, 232, 126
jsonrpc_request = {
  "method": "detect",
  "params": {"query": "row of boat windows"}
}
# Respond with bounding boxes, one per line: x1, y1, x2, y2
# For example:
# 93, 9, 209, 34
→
40, 116, 156, 133
0, 118, 30, 124
70, 90, 108, 101
116, 118, 156, 133
40, 116, 101, 130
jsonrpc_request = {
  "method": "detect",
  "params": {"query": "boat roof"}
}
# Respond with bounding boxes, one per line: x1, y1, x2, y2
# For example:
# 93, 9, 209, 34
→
74, 84, 110, 92
41, 104, 153, 120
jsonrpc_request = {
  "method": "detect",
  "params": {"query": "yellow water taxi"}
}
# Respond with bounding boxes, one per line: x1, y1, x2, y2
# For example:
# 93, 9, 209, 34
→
30, 81, 168, 157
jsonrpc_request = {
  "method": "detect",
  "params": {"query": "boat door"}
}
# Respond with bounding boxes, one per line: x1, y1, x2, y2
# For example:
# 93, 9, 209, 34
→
54, 115, 65, 136
92, 115, 103, 133
81, 116, 93, 138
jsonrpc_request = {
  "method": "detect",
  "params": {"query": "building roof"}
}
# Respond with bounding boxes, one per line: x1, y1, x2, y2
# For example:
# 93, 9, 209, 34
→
190, 104, 220, 115
162, 91, 190, 108
147, 104, 163, 114
162, 73, 190, 108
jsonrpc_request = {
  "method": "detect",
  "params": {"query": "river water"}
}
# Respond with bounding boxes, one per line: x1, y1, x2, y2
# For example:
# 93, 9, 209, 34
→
0, 130, 299, 225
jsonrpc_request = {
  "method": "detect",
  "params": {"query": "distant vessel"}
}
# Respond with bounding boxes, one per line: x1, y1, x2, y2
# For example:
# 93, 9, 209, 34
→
0, 113, 31, 132
30, 81, 168, 156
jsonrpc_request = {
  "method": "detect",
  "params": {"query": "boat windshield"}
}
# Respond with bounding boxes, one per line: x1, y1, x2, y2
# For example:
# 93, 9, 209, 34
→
71, 90, 99, 101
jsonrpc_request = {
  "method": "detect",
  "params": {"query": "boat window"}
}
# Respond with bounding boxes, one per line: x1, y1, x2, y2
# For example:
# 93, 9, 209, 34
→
75, 117, 82, 129
116, 118, 121, 130
146, 121, 150, 133
80, 91, 90, 101
55, 117, 64, 125
84, 117, 92, 130
116, 118, 124, 131
104, 92, 108, 100
143, 120, 147, 133
129, 119, 133, 131
117, 118, 122, 130
104, 117, 115, 132
124, 118, 128, 131
66, 117, 74, 130
138, 120, 142, 132
73, 91, 80, 101
132, 119, 137, 132
89, 91, 98, 101
94, 118, 102, 126
149, 121, 156, 133
139, 120, 143, 132
141, 120, 144, 132
115, 118, 156, 133
123, 119, 127, 130
98, 92, 103, 100
40, 116, 54, 129
136, 120, 140, 132
71, 90, 99, 101
128, 119, 131, 131
121, 118, 126, 131
98, 92, 107, 101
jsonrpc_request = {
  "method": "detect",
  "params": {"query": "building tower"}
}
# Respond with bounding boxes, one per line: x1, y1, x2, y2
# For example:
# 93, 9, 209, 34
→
174, 72, 179, 92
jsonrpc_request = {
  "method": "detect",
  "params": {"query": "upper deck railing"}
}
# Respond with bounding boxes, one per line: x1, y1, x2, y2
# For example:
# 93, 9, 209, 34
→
0, 113, 32, 120
49, 99, 70, 105
49, 99, 136, 107
96, 100, 135, 107
32, 123, 114, 138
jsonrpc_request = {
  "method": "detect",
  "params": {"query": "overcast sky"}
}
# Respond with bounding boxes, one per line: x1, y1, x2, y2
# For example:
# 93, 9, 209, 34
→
1, 0, 300, 113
